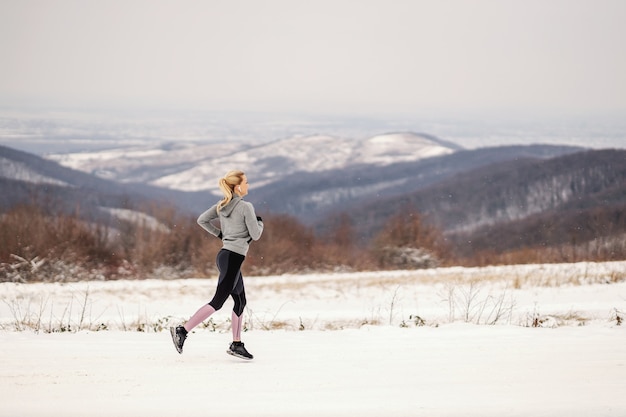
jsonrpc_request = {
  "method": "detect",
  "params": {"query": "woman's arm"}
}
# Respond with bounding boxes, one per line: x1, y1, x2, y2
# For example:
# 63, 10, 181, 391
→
244, 203, 264, 241
197, 205, 221, 238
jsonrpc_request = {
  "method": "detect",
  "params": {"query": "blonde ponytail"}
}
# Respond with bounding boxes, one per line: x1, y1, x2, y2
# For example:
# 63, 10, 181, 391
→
217, 170, 245, 212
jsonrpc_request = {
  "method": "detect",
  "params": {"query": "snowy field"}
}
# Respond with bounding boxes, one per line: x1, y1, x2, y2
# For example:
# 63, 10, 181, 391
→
1, 261, 625, 417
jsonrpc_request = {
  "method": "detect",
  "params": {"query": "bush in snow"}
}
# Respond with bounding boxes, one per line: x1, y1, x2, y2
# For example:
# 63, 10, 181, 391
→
376, 246, 439, 269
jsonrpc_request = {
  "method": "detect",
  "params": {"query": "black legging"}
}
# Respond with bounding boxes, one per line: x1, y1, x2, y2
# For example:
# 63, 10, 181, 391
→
208, 249, 247, 316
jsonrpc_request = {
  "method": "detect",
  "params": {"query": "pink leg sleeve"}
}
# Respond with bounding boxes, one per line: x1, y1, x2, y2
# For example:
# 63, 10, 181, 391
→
184, 304, 216, 332
232, 311, 243, 342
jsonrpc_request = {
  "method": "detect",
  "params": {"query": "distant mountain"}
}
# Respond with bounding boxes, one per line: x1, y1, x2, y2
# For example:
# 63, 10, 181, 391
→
0, 145, 207, 223
319, 148, 626, 258
3, 141, 586, 227
249, 144, 585, 223
4, 140, 621, 263
46, 132, 460, 194
411, 149, 625, 233
46, 141, 247, 184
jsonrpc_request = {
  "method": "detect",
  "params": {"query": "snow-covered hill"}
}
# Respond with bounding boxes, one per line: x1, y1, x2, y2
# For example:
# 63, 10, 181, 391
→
0, 156, 69, 187
46, 132, 458, 193
46, 141, 246, 183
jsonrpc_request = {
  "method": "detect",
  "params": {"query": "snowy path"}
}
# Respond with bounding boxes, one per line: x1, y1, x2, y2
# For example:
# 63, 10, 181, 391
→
1, 324, 625, 417
2, 261, 626, 416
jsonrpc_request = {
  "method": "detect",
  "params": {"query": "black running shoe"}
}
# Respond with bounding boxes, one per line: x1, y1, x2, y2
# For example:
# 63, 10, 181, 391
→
170, 326, 187, 354
227, 341, 253, 360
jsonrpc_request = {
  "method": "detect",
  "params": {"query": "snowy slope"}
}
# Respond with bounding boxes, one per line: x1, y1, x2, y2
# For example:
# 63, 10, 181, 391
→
151, 132, 455, 192
43, 132, 456, 192
46, 141, 246, 183
0, 156, 69, 186
356, 132, 455, 165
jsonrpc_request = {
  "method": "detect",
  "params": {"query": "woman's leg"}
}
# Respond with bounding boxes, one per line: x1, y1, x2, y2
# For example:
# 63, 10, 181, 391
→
231, 271, 247, 341
227, 275, 253, 359
185, 249, 245, 332
209, 249, 245, 310
231, 276, 246, 342
184, 304, 215, 332
231, 311, 243, 342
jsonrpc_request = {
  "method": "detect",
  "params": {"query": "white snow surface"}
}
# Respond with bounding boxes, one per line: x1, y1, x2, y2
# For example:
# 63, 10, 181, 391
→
1, 261, 625, 417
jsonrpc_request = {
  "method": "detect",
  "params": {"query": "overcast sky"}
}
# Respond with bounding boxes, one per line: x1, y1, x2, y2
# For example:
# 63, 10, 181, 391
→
1, 0, 625, 119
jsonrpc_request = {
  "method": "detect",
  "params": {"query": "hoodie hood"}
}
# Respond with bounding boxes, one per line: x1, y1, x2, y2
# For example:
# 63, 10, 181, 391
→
219, 196, 242, 217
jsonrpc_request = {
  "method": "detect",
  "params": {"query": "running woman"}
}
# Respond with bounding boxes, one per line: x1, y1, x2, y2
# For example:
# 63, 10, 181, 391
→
170, 170, 263, 360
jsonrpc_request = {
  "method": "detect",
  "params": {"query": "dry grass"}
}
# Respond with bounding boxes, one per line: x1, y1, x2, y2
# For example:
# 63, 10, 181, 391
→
249, 261, 626, 295
2, 261, 624, 332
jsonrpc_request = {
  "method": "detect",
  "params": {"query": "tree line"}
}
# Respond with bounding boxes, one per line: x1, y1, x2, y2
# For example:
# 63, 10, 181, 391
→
0, 202, 445, 282
0, 201, 623, 282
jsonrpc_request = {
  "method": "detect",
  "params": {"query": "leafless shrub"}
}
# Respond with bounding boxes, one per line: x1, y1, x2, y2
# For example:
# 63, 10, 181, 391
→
2, 286, 105, 332
442, 283, 516, 325
247, 302, 294, 331
375, 246, 439, 269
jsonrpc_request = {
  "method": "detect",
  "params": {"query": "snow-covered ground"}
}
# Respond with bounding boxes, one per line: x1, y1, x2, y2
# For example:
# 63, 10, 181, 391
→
1, 261, 625, 416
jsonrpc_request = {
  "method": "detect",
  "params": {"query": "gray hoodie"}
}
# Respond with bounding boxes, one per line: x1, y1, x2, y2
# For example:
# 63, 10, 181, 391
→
197, 196, 264, 256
